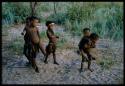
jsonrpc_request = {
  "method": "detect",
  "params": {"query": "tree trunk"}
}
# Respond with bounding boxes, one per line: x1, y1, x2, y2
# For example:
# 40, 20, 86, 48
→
54, 2, 57, 15
30, 2, 37, 16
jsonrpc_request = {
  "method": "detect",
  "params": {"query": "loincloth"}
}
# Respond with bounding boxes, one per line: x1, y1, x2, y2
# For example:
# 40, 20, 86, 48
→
46, 42, 56, 53
32, 43, 39, 53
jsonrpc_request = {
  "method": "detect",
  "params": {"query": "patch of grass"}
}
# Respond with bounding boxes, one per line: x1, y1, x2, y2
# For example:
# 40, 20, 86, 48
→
8, 38, 24, 55
99, 56, 115, 70
57, 37, 67, 49
40, 31, 47, 40
63, 42, 77, 49
2, 2, 31, 25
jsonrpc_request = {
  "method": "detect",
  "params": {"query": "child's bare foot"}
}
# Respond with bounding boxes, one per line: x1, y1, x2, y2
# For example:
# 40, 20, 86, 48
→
44, 60, 48, 64
54, 61, 59, 65
35, 67, 39, 73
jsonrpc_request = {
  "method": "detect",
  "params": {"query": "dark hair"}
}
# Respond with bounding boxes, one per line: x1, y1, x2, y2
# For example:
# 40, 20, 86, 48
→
83, 28, 90, 33
30, 16, 39, 22
46, 21, 54, 26
90, 33, 99, 40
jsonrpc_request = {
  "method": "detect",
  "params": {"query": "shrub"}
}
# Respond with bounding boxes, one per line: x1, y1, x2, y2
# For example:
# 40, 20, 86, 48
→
2, 2, 31, 25
47, 12, 68, 25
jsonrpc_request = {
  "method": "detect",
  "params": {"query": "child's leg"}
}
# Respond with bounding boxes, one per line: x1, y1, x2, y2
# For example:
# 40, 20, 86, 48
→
31, 51, 39, 73
44, 53, 49, 63
31, 57, 39, 73
80, 55, 84, 71
87, 54, 93, 72
39, 39, 46, 56
87, 60, 93, 72
53, 52, 59, 65
44, 44, 51, 63
52, 44, 59, 65
27, 43, 39, 73
23, 43, 31, 64
88, 48, 96, 60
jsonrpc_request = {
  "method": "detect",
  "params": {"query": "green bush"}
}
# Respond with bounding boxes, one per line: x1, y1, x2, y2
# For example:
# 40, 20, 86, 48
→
36, 2, 53, 12
92, 5, 123, 40
63, 3, 123, 40
2, 2, 31, 25
2, 2, 123, 41
47, 12, 68, 25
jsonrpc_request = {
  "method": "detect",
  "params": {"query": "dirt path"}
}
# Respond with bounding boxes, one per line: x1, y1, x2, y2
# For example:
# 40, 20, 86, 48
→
2, 24, 123, 84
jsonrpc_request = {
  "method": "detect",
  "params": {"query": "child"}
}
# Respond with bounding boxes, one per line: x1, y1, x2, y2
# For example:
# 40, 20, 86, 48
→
28, 16, 46, 56
89, 33, 99, 48
44, 21, 59, 65
21, 16, 32, 65
78, 28, 91, 55
78, 28, 99, 72
25, 16, 46, 72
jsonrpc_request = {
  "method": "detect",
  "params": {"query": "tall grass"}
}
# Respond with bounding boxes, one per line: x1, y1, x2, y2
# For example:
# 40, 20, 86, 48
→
2, 2, 31, 25
2, 2, 123, 41
46, 12, 68, 24
48, 2, 123, 40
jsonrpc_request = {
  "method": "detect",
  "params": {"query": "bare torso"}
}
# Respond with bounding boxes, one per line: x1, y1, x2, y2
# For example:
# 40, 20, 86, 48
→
46, 29, 57, 44
28, 27, 40, 44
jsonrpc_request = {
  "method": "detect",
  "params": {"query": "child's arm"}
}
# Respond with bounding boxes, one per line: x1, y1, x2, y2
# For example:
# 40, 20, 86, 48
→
80, 50, 89, 61
47, 30, 56, 39
37, 28, 41, 38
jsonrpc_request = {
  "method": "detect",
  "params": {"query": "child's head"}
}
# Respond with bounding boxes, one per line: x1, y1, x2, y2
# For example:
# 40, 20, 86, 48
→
89, 33, 99, 43
46, 21, 55, 29
30, 16, 40, 27
83, 28, 91, 36
26, 17, 31, 26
